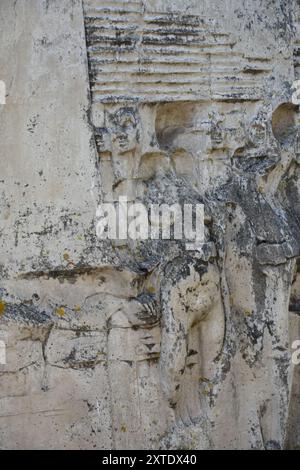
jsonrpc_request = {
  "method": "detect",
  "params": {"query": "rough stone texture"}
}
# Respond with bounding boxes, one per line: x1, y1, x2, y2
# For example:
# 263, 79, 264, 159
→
0, 0, 300, 449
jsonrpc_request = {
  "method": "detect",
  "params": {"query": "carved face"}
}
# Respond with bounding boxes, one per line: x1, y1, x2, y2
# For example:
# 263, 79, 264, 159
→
95, 127, 112, 154
248, 117, 267, 146
232, 108, 281, 175
109, 107, 140, 154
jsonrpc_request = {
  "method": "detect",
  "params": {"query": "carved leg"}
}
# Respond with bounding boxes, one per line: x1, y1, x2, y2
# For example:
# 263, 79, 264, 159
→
159, 283, 188, 410
176, 324, 202, 425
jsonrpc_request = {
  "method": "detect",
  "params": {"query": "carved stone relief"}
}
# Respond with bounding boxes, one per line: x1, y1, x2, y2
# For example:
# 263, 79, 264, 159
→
1, 0, 300, 450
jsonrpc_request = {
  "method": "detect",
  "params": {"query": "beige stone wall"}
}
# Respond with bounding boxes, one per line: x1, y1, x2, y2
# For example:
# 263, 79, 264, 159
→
0, 0, 300, 449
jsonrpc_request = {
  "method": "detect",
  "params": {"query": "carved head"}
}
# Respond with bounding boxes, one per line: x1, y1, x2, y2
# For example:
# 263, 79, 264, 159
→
95, 127, 112, 155
108, 107, 140, 154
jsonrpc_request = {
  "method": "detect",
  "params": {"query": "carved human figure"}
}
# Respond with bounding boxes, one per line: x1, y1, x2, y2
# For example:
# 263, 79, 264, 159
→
216, 103, 300, 448
94, 106, 142, 201
91, 97, 300, 448
93, 102, 226, 435
157, 251, 225, 426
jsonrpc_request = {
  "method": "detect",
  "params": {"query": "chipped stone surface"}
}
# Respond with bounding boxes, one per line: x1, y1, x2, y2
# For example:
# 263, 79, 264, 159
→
1, 0, 300, 449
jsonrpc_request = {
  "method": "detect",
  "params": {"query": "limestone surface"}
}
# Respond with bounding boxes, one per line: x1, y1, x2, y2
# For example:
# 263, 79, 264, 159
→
0, 0, 300, 450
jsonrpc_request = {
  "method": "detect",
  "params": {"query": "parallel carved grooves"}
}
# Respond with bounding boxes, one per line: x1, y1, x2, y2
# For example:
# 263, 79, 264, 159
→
83, 0, 273, 102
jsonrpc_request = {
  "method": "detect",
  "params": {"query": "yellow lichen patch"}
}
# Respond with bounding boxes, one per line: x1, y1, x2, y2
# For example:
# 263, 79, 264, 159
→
244, 308, 252, 316
63, 252, 70, 261
0, 300, 6, 316
74, 305, 81, 313
147, 285, 156, 294
56, 307, 66, 317
258, 184, 265, 194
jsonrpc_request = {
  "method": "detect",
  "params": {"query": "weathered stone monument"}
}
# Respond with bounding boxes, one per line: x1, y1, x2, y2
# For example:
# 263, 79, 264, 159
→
0, 0, 300, 449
